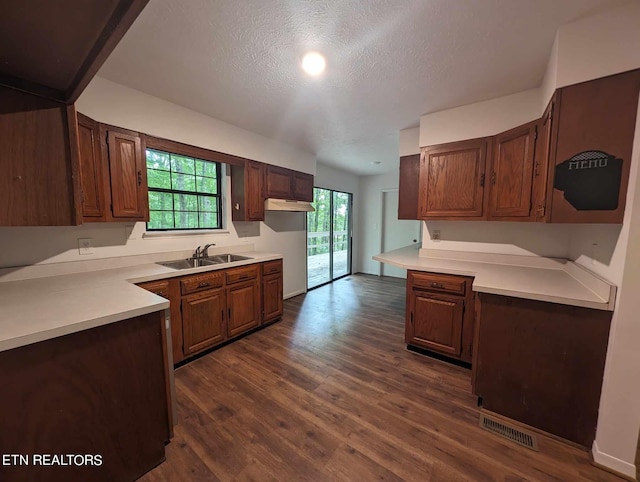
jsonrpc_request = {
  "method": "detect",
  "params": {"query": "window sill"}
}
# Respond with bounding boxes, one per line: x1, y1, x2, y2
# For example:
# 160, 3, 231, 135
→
143, 230, 231, 239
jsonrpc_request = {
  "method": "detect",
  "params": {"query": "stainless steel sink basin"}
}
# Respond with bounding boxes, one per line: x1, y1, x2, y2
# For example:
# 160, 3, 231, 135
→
206, 253, 252, 263
157, 258, 221, 270
157, 253, 252, 270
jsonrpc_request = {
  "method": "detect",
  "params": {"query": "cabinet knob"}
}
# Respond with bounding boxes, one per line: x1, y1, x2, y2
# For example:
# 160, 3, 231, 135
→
479, 173, 485, 187
137, 171, 142, 186
431, 282, 444, 289
197, 282, 210, 288
491, 172, 497, 185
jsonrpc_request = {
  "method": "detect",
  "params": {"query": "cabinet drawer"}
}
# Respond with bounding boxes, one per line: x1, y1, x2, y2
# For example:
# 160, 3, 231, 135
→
409, 271, 466, 296
262, 259, 282, 275
180, 271, 224, 295
137, 280, 170, 299
226, 265, 258, 285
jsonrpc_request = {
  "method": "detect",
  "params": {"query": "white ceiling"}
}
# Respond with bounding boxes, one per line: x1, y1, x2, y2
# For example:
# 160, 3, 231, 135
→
99, 0, 626, 176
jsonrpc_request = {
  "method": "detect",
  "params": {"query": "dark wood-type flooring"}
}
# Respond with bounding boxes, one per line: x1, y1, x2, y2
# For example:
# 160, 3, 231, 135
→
141, 274, 624, 481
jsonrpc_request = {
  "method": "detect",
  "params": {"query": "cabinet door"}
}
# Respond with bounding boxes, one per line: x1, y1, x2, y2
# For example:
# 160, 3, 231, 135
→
246, 161, 265, 220
265, 165, 292, 198
407, 290, 464, 357
77, 113, 105, 220
419, 138, 487, 218
182, 288, 226, 356
550, 70, 640, 223
227, 281, 260, 337
488, 121, 537, 218
292, 171, 314, 201
532, 95, 556, 222
398, 154, 420, 219
107, 129, 147, 219
262, 273, 283, 324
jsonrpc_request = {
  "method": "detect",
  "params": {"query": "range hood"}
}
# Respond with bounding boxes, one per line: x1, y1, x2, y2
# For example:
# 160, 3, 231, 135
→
265, 198, 315, 212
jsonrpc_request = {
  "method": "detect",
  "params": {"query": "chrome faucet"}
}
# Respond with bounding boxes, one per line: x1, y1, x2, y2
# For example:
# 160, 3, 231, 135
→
192, 246, 203, 259
202, 243, 216, 258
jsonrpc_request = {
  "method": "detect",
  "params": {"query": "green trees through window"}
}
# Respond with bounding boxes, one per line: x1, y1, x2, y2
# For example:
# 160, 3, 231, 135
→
146, 149, 221, 230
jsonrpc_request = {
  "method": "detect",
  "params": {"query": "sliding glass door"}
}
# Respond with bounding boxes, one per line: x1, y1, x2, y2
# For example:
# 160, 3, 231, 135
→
307, 188, 352, 289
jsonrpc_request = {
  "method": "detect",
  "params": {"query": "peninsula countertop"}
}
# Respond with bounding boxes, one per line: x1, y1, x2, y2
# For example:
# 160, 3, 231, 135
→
374, 245, 615, 311
0, 250, 283, 353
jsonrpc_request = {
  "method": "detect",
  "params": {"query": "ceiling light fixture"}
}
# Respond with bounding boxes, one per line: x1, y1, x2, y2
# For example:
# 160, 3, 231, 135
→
301, 51, 326, 76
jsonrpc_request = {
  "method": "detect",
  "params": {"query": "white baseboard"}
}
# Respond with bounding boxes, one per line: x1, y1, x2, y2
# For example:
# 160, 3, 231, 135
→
284, 289, 306, 300
592, 440, 637, 479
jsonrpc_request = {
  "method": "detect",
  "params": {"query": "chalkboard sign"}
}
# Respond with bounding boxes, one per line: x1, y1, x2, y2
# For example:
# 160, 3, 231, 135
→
554, 150, 622, 211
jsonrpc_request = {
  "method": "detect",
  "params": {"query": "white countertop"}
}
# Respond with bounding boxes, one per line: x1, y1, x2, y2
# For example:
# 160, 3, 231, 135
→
0, 250, 282, 353
374, 245, 616, 311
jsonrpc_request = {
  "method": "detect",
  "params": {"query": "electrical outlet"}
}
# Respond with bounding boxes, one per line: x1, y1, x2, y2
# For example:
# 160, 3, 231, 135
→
432, 229, 441, 242
78, 238, 94, 255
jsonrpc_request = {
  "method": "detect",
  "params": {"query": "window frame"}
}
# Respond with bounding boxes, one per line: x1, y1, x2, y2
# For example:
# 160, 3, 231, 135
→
144, 137, 225, 232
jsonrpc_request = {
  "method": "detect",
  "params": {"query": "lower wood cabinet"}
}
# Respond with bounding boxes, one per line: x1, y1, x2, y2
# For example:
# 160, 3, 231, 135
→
472, 293, 612, 447
405, 271, 474, 363
262, 260, 284, 324
182, 288, 226, 355
140, 260, 284, 365
227, 281, 260, 337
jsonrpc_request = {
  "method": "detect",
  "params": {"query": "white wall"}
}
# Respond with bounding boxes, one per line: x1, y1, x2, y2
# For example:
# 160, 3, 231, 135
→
399, 127, 420, 156
315, 163, 361, 273
422, 222, 571, 258
358, 170, 399, 275
0, 77, 317, 299
419, 88, 541, 147
77, 77, 316, 174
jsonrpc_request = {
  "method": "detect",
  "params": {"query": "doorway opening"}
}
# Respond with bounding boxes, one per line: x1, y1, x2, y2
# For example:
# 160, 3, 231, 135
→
307, 188, 352, 289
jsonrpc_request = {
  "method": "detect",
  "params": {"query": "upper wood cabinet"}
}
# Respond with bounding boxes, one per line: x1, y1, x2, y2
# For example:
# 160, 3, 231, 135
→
265, 165, 314, 201
292, 171, 314, 202
487, 121, 537, 220
0, 86, 81, 226
407, 68, 640, 225
398, 154, 420, 220
418, 138, 489, 219
547, 70, 640, 224
76, 119, 149, 223
231, 161, 265, 221
77, 114, 106, 220
106, 127, 147, 219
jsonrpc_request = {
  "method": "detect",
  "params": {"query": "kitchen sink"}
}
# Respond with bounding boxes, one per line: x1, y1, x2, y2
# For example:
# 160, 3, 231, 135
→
157, 258, 221, 270
206, 253, 252, 263
157, 253, 252, 270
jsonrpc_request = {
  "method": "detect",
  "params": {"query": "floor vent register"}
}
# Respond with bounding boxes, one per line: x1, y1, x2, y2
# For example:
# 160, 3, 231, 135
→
479, 413, 539, 451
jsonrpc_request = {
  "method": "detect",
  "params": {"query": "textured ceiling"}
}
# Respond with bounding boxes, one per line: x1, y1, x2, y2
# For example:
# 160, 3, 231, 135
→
99, 0, 626, 176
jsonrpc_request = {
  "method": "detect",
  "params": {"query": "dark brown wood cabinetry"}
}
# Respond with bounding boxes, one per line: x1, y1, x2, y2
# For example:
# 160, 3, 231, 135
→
547, 70, 640, 223
262, 260, 284, 324
488, 121, 537, 219
182, 288, 226, 355
76, 116, 149, 222
398, 154, 420, 219
105, 126, 148, 219
0, 87, 81, 226
225, 265, 261, 337
472, 293, 612, 447
405, 271, 474, 363
403, 69, 640, 224
418, 138, 489, 219
265, 165, 314, 201
231, 160, 265, 221
145, 260, 283, 364
0, 311, 169, 482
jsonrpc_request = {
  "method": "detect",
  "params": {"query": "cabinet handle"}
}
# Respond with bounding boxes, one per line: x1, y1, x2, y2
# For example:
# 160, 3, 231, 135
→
197, 282, 210, 288
491, 172, 497, 185
430, 282, 444, 289
221, 309, 224, 320
410, 312, 414, 325
534, 161, 540, 177
228, 307, 231, 319
137, 170, 142, 186
480, 173, 485, 187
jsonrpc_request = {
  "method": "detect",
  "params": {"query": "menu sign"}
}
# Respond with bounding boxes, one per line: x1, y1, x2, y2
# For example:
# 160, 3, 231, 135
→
554, 150, 622, 211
